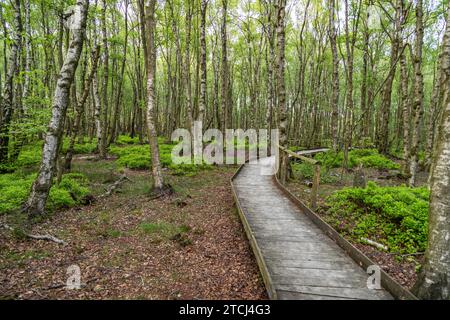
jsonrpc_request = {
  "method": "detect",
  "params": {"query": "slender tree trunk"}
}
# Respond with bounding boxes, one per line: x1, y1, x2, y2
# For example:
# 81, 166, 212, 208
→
184, 0, 193, 130
400, 48, 410, 175
329, 0, 339, 150
109, 0, 129, 145
221, 0, 229, 131
342, 0, 361, 170
263, 0, 275, 155
276, 0, 288, 184
198, 0, 208, 124
144, 0, 164, 191
360, 7, 370, 141
99, 0, 109, 158
64, 46, 100, 171
93, 72, 103, 151
425, 63, 442, 171
24, 0, 88, 216
413, 3, 450, 299
408, 0, 424, 187
377, 0, 403, 154
0, 0, 21, 164
22, 0, 31, 110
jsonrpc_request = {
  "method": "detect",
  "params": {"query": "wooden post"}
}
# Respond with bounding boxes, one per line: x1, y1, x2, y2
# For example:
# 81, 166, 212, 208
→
311, 164, 321, 209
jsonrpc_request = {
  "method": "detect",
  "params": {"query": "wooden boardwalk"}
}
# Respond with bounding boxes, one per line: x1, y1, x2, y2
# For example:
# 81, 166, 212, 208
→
232, 157, 394, 300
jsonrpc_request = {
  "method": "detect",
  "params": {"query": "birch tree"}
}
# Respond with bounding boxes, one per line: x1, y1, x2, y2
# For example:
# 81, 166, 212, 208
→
24, 0, 89, 216
329, 0, 339, 151
198, 0, 208, 125
413, 2, 450, 299
408, 0, 424, 186
276, 0, 288, 184
0, 0, 21, 163
144, 0, 165, 192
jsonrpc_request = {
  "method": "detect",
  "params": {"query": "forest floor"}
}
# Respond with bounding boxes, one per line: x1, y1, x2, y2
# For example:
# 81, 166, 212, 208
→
287, 165, 428, 290
0, 156, 267, 300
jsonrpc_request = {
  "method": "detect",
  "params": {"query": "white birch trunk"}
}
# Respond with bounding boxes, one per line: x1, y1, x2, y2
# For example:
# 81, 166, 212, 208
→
413, 3, 450, 299
24, 0, 88, 216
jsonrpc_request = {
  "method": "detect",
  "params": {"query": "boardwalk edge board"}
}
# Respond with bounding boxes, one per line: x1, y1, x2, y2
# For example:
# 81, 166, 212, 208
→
271, 173, 418, 301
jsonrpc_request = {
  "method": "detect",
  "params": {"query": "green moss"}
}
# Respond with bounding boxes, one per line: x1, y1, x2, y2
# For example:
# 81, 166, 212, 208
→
324, 181, 429, 254
291, 162, 339, 184
116, 135, 140, 145
13, 138, 97, 172
0, 172, 91, 214
315, 149, 399, 170
110, 140, 212, 176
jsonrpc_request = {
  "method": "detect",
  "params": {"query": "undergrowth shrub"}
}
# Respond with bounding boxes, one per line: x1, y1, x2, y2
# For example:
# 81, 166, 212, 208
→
13, 138, 98, 172
291, 162, 339, 184
17, 145, 42, 168
116, 135, 140, 145
0, 172, 91, 214
110, 141, 211, 175
324, 181, 429, 254
315, 149, 399, 170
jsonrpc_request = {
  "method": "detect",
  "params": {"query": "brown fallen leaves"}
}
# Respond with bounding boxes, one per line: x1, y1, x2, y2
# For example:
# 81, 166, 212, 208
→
0, 166, 267, 300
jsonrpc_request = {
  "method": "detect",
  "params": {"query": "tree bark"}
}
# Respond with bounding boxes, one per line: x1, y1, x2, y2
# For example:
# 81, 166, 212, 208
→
184, 0, 193, 130
198, 0, 208, 124
22, 0, 31, 110
408, 0, 424, 187
329, 0, 339, 150
400, 47, 410, 176
376, 0, 404, 154
108, 0, 129, 145
221, 0, 230, 131
64, 45, 101, 171
0, 0, 22, 163
24, 0, 88, 216
144, 0, 164, 191
413, 3, 450, 299
276, 0, 288, 184
99, 0, 109, 159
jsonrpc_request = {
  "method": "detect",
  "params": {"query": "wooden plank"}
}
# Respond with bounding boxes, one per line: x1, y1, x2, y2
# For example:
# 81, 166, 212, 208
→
277, 290, 356, 300
230, 156, 408, 300
277, 286, 392, 300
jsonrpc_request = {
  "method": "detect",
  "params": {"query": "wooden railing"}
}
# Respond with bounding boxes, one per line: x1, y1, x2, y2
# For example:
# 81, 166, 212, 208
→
278, 146, 321, 209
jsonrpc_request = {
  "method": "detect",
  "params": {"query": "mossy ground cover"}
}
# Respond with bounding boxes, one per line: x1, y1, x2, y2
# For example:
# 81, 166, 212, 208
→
0, 172, 91, 215
314, 148, 400, 170
110, 136, 212, 176
287, 147, 426, 287
0, 138, 105, 214
323, 181, 429, 254
291, 149, 400, 185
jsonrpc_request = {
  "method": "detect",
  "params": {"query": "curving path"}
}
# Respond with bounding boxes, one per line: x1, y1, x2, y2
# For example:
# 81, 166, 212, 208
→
232, 156, 394, 300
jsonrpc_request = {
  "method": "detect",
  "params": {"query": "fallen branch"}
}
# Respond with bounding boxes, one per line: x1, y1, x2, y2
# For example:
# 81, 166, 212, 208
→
0, 223, 67, 245
99, 175, 131, 198
27, 234, 67, 245
42, 277, 98, 291
361, 237, 388, 251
